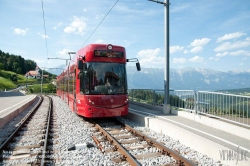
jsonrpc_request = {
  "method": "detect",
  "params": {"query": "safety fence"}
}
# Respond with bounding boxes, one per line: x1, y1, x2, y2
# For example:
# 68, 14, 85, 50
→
128, 89, 250, 127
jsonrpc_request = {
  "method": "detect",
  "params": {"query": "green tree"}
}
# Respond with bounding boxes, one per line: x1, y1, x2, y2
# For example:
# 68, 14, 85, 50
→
0, 63, 4, 70
16, 68, 22, 74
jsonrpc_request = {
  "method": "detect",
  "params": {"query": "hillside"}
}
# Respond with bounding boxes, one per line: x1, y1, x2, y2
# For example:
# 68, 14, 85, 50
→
0, 50, 37, 75
0, 50, 58, 91
0, 70, 37, 91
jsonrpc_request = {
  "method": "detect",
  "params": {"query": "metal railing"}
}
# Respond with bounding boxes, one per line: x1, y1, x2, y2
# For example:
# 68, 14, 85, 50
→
197, 91, 250, 127
128, 89, 250, 127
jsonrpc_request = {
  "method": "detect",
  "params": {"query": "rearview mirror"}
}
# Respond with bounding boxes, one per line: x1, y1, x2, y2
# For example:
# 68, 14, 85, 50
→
136, 62, 141, 71
78, 60, 83, 70
78, 60, 87, 71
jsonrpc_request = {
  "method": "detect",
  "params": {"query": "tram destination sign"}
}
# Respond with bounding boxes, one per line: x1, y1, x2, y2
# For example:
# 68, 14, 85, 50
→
94, 50, 124, 58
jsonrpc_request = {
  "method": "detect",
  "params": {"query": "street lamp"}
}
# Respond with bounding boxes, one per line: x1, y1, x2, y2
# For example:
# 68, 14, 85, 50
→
148, 0, 171, 114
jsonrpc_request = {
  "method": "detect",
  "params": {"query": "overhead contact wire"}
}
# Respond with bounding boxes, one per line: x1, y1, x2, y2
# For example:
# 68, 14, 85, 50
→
41, 0, 49, 67
81, 0, 119, 48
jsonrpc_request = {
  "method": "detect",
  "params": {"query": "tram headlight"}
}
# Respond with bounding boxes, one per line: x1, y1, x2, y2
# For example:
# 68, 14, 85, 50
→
88, 99, 94, 105
125, 98, 128, 103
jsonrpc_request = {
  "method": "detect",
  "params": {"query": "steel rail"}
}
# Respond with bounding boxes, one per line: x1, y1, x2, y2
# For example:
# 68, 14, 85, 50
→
92, 121, 141, 166
40, 96, 53, 166
122, 122, 197, 166
0, 95, 43, 161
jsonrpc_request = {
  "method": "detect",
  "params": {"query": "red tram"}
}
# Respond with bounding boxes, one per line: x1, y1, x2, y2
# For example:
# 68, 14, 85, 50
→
57, 44, 140, 118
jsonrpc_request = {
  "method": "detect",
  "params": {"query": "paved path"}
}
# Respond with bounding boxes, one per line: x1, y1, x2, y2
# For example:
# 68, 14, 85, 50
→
0, 92, 36, 128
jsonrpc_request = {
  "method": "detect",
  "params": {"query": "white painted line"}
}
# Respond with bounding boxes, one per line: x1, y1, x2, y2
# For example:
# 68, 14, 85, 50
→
129, 108, 250, 152
0, 95, 35, 113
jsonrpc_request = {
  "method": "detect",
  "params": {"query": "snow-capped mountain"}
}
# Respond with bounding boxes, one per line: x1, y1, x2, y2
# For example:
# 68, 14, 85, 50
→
48, 65, 250, 91
126, 66, 250, 91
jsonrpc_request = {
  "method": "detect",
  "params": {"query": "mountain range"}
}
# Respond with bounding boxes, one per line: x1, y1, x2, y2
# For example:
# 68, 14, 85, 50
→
47, 65, 250, 91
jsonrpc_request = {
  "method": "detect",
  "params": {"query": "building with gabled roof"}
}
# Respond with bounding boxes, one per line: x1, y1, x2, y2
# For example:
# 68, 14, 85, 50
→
24, 66, 41, 79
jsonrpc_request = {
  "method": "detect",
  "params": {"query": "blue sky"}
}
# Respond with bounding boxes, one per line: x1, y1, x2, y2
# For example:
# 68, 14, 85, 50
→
1, 0, 250, 72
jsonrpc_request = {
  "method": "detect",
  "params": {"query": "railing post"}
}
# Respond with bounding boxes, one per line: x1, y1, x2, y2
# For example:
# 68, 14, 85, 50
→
196, 91, 199, 114
194, 91, 198, 114
132, 89, 134, 101
153, 90, 156, 105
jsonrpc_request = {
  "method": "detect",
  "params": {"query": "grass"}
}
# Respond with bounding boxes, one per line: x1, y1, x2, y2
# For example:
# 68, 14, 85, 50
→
0, 76, 16, 91
0, 70, 38, 91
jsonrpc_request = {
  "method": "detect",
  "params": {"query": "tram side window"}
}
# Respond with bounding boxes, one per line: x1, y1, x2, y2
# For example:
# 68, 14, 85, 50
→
69, 73, 73, 94
79, 71, 89, 94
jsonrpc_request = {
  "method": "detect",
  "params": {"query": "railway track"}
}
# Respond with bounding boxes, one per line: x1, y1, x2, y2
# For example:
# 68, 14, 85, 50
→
0, 95, 56, 166
90, 118, 198, 166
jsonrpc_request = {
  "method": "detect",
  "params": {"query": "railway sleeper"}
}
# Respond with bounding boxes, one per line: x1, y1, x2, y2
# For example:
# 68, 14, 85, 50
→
119, 138, 142, 144
134, 152, 163, 160
113, 135, 133, 139
109, 131, 129, 135
111, 155, 127, 163
125, 144, 149, 151
18, 130, 46, 135
9, 144, 42, 151
20, 126, 46, 131
13, 137, 44, 142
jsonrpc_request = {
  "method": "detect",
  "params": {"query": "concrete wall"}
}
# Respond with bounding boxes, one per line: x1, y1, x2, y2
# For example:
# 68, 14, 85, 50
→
0, 95, 37, 128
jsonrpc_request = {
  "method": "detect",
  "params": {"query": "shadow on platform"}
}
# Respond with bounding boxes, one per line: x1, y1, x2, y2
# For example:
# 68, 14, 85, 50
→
0, 92, 25, 97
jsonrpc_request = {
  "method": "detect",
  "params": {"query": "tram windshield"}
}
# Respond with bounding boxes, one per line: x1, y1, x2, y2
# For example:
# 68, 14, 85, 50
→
79, 62, 127, 95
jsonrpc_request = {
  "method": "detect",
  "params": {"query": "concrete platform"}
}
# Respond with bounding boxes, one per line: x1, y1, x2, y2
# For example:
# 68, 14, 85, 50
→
0, 92, 37, 128
126, 101, 250, 166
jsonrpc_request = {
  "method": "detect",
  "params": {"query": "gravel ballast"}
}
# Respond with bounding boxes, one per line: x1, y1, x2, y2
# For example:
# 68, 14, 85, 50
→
1, 96, 225, 165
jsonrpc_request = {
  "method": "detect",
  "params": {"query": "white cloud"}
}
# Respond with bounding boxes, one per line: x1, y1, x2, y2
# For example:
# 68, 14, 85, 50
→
229, 50, 250, 56
214, 38, 250, 52
14, 28, 28, 35
136, 48, 164, 68
216, 52, 228, 57
190, 38, 210, 47
171, 4, 190, 13
190, 46, 203, 53
38, 33, 49, 39
95, 14, 104, 19
42, 34, 49, 39
96, 39, 104, 43
137, 48, 161, 58
53, 22, 62, 30
170, 45, 184, 53
189, 56, 204, 62
183, 50, 189, 54
34, 59, 45, 63
57, 49, 71, 56
217, 32, 246, 42
64, 16, 87, 35
173, 57, 186, 63
209, 57, 219, 61
115, 4, 151, 15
